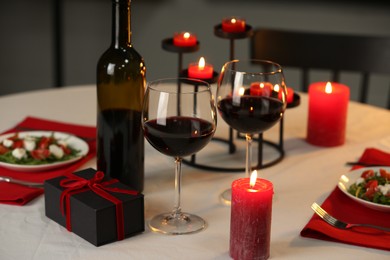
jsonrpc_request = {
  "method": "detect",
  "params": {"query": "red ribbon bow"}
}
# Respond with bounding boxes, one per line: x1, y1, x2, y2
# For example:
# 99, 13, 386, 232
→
59, 171, 138, 241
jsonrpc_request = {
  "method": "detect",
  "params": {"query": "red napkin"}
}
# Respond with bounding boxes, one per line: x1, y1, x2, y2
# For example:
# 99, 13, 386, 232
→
300, 148, 390, 251
0, 117, 96, 206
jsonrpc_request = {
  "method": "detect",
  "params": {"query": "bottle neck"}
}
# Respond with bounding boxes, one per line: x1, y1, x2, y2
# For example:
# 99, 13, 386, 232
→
112, 0, 132, 48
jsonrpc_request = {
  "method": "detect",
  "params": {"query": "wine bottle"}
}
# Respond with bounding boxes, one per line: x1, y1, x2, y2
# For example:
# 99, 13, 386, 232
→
96, 0, 146, 192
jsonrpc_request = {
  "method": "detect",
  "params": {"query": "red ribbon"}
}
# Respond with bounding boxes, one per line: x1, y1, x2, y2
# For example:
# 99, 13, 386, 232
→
59, 171, 138, 241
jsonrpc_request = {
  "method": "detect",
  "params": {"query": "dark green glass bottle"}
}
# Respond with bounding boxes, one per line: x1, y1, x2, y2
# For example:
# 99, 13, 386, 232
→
96, 0, 146, 192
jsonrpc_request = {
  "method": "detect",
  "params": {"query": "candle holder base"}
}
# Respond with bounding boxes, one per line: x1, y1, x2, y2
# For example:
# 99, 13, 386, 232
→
214, 24, 254, 39
288, 93, 301, 108
182, 134, 285, 172
161, 38, 200, 53
179, 69, 219, 84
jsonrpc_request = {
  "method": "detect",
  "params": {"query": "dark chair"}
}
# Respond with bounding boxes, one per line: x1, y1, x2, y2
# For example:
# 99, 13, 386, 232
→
250, 28, 390, 109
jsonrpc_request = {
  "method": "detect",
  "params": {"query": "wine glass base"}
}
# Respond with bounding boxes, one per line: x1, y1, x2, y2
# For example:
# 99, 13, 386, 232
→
148, 212, 206, 235
220, 188, 232, 206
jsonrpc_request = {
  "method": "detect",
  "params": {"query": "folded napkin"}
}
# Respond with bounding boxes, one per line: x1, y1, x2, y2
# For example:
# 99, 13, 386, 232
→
353, 147, 390, 169
0, 116, 96, 206
301, 148, 390, 251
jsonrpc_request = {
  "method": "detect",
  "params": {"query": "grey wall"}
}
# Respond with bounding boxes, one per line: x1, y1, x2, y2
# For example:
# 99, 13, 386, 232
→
1, 0, 390, 106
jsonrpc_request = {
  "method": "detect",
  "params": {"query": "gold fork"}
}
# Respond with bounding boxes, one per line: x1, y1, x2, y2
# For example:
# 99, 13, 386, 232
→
311, 202, 390, 232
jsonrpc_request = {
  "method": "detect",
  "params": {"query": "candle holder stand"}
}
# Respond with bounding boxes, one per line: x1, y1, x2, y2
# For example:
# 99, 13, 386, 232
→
161, 38, 200, 77
161, 30, 300, 172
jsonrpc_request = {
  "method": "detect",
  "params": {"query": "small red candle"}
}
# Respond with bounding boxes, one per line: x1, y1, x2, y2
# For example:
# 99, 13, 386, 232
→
249, 82, 272, 96
307, 82, 350, 147
230, 170, 273, 260
286, 87, 294, 103
222, 17, 246, 33
173, 32, 197, 47
188, 57, 214, 79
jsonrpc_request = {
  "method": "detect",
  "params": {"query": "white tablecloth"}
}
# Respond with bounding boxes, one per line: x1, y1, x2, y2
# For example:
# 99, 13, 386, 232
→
0, 85, 389, 260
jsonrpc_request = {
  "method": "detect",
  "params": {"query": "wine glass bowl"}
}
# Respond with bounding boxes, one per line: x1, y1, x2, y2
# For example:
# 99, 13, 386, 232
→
217, 59, 287, 204
142, 78, 217, 235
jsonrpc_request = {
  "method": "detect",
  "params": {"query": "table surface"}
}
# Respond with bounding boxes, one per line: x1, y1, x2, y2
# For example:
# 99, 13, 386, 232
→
0, 85, 389, 260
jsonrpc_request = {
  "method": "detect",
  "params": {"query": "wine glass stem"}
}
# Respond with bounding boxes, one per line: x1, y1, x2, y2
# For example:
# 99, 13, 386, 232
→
173, 157, 182, 217
245, 134, 253, 177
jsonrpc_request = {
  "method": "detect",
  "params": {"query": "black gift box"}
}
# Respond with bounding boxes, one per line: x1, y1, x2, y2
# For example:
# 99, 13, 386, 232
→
44, 168, 144, 246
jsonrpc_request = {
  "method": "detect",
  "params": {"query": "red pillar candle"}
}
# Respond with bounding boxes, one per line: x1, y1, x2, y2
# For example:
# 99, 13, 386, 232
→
307, 82, 350, 147
173, 32, 197, 47
222, 17, 246, 33
188, 57, 214, 79
230, 171, 274, 260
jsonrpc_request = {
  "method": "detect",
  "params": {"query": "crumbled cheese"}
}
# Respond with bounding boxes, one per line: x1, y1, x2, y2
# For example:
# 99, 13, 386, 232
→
57, 140, 67, 147
378, 184, 390, 196
12, 148, 27, 160
355, 177, 365, 185
23, 139, 36, 151
49, 144, 64, 159
3, 139, 13, 148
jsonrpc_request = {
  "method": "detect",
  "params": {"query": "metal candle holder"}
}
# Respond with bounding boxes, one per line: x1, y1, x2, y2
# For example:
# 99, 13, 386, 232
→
161, 28, 300, 172
161, 38, 200, 76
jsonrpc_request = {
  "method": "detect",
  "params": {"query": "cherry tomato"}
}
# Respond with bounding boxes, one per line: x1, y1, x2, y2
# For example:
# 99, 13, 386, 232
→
361, 169, 375, 179
12, 140, 24, 149
59, 144, 71, 155
364, 179, 378, 199
8, 134, 19, 141
38, 137, 54, 149
379, 168, 390, 180
31, 149, 50, 160
0, 145, 9, 155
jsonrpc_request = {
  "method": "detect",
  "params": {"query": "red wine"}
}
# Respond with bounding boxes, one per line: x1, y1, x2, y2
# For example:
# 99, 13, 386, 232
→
218, 96, 284, 134
96, 0, 146, 191
97, 109, 143, 190
144, 116, 215, 157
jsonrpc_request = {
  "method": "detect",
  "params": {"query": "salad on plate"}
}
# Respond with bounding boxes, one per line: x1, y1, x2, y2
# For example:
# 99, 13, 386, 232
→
0, 132, 81, 165
347, 168, 390, 206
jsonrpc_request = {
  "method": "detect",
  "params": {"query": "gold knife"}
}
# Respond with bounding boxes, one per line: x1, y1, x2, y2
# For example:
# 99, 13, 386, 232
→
0, 176, 44, 188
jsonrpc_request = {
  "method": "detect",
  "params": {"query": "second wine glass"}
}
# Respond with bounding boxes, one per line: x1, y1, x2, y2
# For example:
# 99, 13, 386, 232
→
142, 78, 217, 235
217, 59, 287, 204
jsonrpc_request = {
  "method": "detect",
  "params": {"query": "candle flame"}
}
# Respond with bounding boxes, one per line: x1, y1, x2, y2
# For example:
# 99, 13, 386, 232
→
325, 82, 333, 94
249, 170, 257, 188
198, 57, 205, 69
274, 84, 280, 92
183, 32, 190, 39
260, 82, 265, 89
239, 87, 245, 96
231, 18, 237, 24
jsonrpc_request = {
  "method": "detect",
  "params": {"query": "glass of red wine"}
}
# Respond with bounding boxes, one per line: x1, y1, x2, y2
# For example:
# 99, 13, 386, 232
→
142, 78, 217, 235
217, 59, 287, 204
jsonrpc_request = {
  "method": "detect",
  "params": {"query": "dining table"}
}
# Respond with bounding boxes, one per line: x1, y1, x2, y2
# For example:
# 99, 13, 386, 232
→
0, 84, 389, 260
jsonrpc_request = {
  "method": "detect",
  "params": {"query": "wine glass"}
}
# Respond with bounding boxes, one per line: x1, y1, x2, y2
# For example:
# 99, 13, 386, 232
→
142, 78, 217, 235
217, 59, 287, 204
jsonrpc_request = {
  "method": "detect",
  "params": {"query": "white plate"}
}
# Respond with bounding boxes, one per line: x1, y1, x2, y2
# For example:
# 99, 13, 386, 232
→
338, 166, 390, 212
0, 131, 89, 172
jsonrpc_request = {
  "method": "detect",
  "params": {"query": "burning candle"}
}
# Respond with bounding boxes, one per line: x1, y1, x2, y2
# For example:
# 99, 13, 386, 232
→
249, 82, 272, 96
188, 57, 214, 79
222, 17, 246, 33
307, 82, 350, 147
173, 32, 197, 47
286, 87, 294, 103
230, 170, 274, 260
